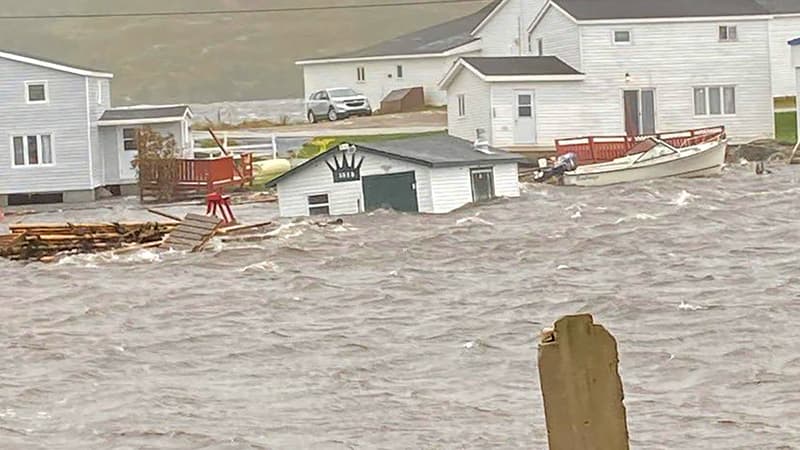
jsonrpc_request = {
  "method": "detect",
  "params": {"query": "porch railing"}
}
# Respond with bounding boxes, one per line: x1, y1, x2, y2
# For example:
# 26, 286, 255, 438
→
555, 126, 726, 164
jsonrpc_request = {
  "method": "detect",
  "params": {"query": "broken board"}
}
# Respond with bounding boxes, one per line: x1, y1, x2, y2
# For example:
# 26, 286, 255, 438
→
161, 213, 223, 252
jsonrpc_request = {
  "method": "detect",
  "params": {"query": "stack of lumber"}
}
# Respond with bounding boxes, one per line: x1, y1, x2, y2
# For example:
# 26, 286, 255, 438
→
0, 222, 177, 262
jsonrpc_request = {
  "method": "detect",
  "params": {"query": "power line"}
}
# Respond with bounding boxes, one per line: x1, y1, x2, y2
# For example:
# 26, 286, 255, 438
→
0, 0, 486, 20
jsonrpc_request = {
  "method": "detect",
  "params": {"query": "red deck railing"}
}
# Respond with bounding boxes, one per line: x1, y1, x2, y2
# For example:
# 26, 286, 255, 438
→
555, 126, 726, 164
175, 154, 254, 192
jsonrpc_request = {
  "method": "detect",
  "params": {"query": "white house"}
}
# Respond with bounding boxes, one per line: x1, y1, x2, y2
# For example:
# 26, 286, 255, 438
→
296, 0, 549, 110
441, 0, 785, 150
0, 49, 194, 206
267, 134, 523, 217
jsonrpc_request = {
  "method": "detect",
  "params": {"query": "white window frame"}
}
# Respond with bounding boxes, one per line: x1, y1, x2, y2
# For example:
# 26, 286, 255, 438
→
25, 81, 49, 104
612, 30, 632, 45
396, 65, 404, 79
122, 128, 139, 151
537, 38, 544, 56
307, 193, 330, 215
719, 25, 738, 42
96, 79, 103, 105
693, 85, 736, 117
457, 94, 466, 118
356, 66, 366, 83
10, 134, 55, 168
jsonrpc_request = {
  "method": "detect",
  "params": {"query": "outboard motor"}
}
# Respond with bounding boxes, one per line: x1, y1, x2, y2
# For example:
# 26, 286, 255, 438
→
534, 152, 578, 183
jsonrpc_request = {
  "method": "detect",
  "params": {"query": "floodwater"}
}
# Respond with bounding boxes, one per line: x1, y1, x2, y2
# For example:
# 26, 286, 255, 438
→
2, 165, 800, 449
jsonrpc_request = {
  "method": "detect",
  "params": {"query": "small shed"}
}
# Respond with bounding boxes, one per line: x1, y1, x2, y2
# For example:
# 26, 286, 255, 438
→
380, 87, 425, 114
267, 134, 524, 217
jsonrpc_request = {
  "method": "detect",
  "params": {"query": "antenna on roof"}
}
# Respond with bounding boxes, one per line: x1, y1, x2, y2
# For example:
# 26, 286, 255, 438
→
474, 128, 493, 154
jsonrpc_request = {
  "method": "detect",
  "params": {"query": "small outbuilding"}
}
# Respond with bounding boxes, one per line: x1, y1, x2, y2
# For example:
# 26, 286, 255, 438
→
267, 134, 523, 217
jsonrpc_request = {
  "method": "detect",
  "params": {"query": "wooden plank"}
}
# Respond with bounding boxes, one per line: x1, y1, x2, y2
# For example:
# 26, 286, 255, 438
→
163, 236, 199, 247
175, 221, 220, 232
216, 221, 273, 235
185, 213, 223, 225
147, 208, 182, 222
168, 230, 208, 241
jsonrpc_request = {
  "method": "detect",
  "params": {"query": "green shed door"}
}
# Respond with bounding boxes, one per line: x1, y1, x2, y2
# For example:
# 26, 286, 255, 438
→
362, 171, 419, 213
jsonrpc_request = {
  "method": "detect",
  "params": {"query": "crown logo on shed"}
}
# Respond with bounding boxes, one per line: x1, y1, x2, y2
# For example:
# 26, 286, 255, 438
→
326, 147, 364, 183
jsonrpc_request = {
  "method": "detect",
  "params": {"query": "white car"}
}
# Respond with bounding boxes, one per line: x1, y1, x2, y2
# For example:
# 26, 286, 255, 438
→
306, 88, 372, 123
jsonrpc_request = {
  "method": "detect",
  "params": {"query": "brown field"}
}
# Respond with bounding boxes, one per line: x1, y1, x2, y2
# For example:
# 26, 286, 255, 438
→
0, 0, 489, 105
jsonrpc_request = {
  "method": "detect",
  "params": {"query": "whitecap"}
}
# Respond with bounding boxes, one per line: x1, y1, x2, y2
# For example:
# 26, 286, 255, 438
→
678, 300, 707, 311
556, 264, 571, 270
670, 190, 698, 206
240, 261, 280, 273
456, 215, 494, 227
571, 210, 582, 219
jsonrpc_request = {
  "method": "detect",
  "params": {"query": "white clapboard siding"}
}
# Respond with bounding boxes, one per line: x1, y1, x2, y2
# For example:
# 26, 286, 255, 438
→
0, 57, 92, 194
476, 0, 524, 56
490, 80, 587, 147
87, 77, 111, 187
578, 19, 774, 142
768, 16, 800, 98
492, 162, 521, 197
429, 162, 520, 213
302, 55, 473, 108
447, 69, 492, 143
528, 3, 581, 69
275, 151, 434, 217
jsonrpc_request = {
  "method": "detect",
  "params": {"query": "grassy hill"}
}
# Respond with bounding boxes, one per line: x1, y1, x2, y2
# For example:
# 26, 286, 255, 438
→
0, 0, 490, 105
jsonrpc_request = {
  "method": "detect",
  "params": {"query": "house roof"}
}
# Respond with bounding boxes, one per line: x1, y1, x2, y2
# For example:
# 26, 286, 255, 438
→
440, 56, 584, 87
755, 0, 800, 15
267, 133, 524, 187
297, 0, 502, 64
550, 0, 773, 21
0, 49, 113, 79
98, 105, 192, 126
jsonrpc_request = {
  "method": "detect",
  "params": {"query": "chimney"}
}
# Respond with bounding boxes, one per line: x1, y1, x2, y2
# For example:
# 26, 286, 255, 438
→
474, 128, 492, 154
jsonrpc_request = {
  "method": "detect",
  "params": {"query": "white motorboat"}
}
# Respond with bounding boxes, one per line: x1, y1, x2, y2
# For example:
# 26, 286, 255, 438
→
562, 137, 727, 187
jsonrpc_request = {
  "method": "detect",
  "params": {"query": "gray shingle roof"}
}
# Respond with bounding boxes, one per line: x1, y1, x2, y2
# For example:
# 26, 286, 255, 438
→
99, 105, 191, 122
755, 0, 800, 14
462, 56, 582, 76
267, 133, 523, 187
301, 0, 502, 61
552, 0, 772, 20
0, 48, 112, 77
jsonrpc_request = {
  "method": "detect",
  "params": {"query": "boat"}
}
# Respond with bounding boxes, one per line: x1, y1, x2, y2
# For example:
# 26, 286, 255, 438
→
561, 137, 727, 187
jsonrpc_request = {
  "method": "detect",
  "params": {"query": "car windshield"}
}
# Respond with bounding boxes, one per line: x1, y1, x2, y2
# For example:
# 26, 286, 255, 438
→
329, 88, 358, 98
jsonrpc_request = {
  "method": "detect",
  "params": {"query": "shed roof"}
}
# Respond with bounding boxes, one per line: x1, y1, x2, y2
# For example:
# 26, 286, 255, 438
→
550, 0, 773, 20
98, 105, 192, 126
755, 0, 800, 15
267, 134, 523, 187
0, 49, 113, 79
463, 56, 583, 76
297, 0, 502, 63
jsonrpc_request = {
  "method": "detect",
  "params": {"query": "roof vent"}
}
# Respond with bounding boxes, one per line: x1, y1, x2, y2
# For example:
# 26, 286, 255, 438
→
474, 128, 493, 154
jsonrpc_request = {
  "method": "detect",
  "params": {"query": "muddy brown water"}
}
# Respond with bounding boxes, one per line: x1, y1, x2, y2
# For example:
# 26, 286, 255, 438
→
2, 166, 800, 449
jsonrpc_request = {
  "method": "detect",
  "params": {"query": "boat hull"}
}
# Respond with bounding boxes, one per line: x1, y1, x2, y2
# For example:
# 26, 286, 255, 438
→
563, 141, 726, 187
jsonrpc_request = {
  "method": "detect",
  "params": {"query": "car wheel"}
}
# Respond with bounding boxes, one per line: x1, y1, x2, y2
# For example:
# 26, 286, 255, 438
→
328, 108, 338, 122
307, 110, 317, 124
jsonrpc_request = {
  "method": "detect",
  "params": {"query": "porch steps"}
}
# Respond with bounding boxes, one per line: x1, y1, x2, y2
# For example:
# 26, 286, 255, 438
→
161, 213, 223, 252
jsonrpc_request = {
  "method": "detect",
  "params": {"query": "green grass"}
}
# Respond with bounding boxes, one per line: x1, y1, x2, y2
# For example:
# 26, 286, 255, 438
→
775, 111, 797, 144
295, 131, 446, 159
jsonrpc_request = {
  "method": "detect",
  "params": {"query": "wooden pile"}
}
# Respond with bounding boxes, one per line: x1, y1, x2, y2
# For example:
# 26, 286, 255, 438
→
0, 222, 177, 262
161, 214, 223, 252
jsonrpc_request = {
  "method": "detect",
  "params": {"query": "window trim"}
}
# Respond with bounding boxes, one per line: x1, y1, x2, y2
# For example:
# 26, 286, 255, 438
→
307, 193, 331, 216
25, 80, 49, 104
356, 66, 366, 83
122, 127, 139, 151
457, 94, 466, 118
719, 25, 738, 42
693, 85, 736, 117
10, 133, 55, 168
537, 38, 544, 56
612, 30, 632, 45
396, 65, 404, 79
96, 79, 103, 105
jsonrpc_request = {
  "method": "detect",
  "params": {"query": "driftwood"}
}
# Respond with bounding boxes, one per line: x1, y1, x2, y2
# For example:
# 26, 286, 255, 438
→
146, 208, 183, 222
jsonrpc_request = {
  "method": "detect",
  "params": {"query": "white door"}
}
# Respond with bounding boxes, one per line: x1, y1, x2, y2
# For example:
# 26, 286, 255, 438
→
118, 127, 138, 180
513, 91, 536, 144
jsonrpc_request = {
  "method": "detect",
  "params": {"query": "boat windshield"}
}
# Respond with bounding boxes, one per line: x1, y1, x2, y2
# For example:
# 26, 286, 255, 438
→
633, 140, 678, 163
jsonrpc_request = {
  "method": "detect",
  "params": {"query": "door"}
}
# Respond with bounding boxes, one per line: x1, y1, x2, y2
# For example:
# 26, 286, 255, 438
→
315, 91, 330, 116
362, 171, 419, 212
623, 89, 656, 136
513, 91, 536, 144
119, 127, 138, 180
470, 168, 495, 203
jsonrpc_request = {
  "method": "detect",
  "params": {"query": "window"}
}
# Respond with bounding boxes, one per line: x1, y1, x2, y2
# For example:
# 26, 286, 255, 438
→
123, 128, 138, 151
694, 86, 736, 116
25, 81, 47, 103
96, 80, 103, 105
12, 134, 53, 166
719, 25, 738, 42
396, 65, 404, 79
457, 94, 466, 117
308, 194, 330, 215
356, 66, 366, 82
613, 30, 632, 44
537, 38, 544, 56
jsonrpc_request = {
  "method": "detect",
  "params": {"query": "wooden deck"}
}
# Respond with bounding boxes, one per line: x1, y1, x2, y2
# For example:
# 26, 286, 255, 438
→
161, 213, 223, 252
140, 154, 254, 200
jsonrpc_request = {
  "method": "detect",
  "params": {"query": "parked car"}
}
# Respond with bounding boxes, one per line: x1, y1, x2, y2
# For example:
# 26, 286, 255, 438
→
306, 88, 372, 123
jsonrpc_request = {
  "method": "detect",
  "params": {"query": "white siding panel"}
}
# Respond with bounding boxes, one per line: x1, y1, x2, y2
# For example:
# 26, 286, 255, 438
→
446, 69, 492, 143
302, 55, 473, 108
579, 20, 774, 142
276, 151, 433, 217
477, 0, 524, 56
528, 5, 581, 69
492, 162, 521, 198
768, 17, 800, 98
0, 58, 91, 195
87, 77, 111, 186
491, 81, 588, 147
429, 163, 521, 213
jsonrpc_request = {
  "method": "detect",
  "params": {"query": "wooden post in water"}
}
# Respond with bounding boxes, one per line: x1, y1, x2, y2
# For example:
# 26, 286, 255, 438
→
538, 314, 630, 450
